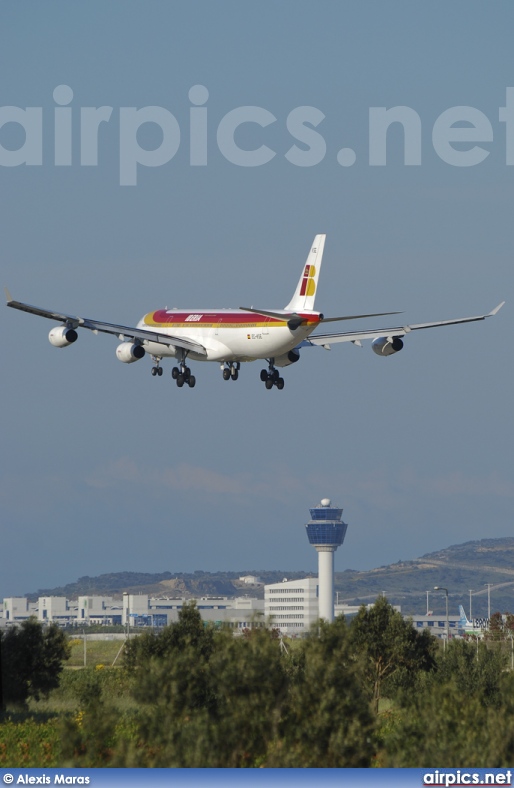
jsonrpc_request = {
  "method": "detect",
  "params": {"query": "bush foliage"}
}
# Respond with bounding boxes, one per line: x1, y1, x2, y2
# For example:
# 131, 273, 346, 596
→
0, 619, 70, 709
4, 600, 514, 767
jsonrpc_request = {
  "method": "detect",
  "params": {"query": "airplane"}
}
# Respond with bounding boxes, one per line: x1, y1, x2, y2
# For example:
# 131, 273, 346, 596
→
5, 234, 504, 391
458, 605, 489, 636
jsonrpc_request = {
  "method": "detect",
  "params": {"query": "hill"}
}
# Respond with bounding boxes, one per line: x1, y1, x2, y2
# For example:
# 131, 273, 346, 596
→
26, 537, 514, 618
26, 570, 310, 603
334, 537, 514, 616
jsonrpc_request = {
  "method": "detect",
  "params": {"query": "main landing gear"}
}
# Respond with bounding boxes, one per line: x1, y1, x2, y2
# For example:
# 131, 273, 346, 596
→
150, 353, 196, 389
171, 362, 196, 388
260, 361, 285, 391
221, 362, 240, 381
150, 357, 164, 377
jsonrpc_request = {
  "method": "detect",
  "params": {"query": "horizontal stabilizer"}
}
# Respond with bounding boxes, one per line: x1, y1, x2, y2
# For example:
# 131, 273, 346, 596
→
320, 311, 402, 323
239, 306, 305, 331
239, 307, 301, 322
240, 306, 402, 331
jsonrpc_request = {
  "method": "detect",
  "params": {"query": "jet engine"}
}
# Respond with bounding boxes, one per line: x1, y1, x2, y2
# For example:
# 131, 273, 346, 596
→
371, 335, 404, 357
115, 341, 146, 363
49, 326, 78, 348
274, 349, 300, 368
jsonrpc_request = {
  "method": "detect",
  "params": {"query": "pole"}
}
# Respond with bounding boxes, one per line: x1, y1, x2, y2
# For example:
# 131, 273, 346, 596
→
83, 628, 86, 667
434, 586, 449, 650
426, 591, 429, 615
445, 590, 449, 644
482, 583, 493, 630
469, 589, 473, 621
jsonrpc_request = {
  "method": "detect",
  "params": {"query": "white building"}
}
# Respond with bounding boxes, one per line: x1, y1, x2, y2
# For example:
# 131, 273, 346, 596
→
0, 594, 263, 629
123, 594, 264, 630
410, 613, 461, 638
265, 578, 319, 633
2, 597, 37, 623
39, 596, 77, 624
77, 596, 124, 625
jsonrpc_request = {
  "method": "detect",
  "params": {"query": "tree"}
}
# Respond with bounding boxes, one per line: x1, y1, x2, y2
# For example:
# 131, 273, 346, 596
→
378, 638, 513, 766
123, 601, 214, 672
434, 637, 507, 706
380, 672, 514, 767
65, 615, 374, 767
486, 611, 505, 641
120, 627, 287, 767
0, 618, 70, 710
349, 596, 436, 713
270, 616, 375, 767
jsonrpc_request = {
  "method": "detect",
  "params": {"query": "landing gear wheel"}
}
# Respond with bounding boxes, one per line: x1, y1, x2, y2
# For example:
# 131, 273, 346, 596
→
157, 367, 163, 377
176, 374, 185, 387
183, 367, 190, 381
151, 367, 158, 376
276, 377, 285, 390
223, 368, 231, 381
265, 378, 273, 390
260, 369, 268, 382
188, 375, 196, 388
172, 367, 179, 380
231, 369, 239, 381
272, 369, 280, 383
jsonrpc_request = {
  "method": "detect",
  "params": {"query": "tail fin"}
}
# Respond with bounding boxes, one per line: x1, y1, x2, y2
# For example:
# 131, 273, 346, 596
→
459, 605, 469, 625
285, 234, 326, 311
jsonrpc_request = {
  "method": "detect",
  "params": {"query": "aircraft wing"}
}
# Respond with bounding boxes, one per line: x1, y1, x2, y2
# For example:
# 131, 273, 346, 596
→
5, 291, 207, 356
304, 302, 505, 347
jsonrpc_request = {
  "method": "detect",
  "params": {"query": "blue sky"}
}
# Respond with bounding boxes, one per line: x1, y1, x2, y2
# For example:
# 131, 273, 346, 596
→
1, 2, 513, 598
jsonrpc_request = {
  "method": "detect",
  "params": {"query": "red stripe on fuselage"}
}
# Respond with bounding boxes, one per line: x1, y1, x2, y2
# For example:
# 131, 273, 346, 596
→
148, 310, 320, 326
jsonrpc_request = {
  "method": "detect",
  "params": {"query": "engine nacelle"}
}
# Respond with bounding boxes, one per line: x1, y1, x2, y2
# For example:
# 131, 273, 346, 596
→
274, 349, 300, 368
115, 341, 146, 363
371, 335, 404, 357
49, 326, 78, 348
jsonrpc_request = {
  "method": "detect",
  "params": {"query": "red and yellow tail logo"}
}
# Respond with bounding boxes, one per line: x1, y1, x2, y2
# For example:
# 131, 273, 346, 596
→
299, 264, 316, 297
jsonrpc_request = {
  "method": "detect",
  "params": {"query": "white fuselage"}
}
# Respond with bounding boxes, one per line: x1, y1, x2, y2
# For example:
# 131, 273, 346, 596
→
137, 308, 321, 362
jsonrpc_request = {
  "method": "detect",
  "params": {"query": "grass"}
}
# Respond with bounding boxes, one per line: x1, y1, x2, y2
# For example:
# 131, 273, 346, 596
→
67, 638, 126, 668
0, 717, 62, 767
0, 664, 140, 767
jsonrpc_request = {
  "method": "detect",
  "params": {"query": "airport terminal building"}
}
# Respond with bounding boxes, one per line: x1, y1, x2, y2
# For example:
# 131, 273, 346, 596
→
1, 594, 265, 631
1, 590, 460, 638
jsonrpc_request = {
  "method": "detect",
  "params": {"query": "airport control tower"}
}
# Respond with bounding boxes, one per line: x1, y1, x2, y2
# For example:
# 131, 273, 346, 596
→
305, 498, 348, 622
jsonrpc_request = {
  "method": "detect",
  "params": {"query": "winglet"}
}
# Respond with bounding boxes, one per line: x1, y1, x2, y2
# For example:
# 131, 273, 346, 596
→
4, 287, 13, 304
488, 301, 505, 317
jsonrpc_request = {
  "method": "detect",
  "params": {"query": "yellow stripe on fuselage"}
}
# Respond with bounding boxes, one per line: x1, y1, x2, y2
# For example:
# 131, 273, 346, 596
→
143, 317, 319, 330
